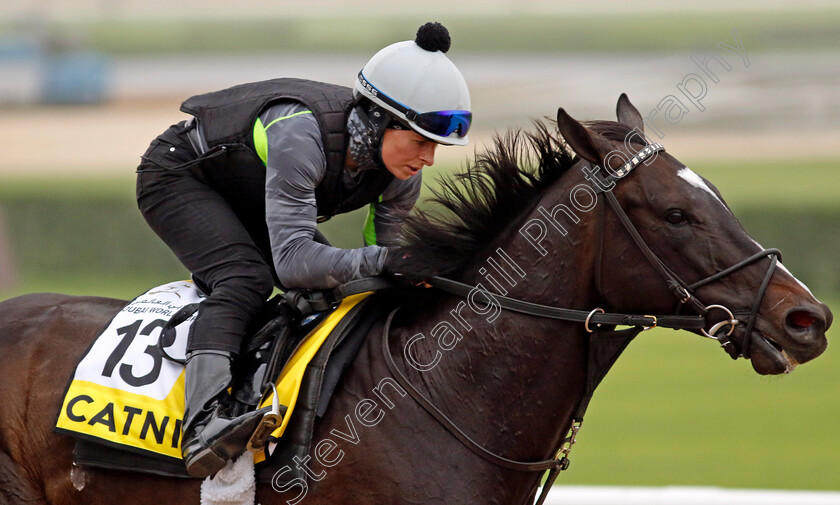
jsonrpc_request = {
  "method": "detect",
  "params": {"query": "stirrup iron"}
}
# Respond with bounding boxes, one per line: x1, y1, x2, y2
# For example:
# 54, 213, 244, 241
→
247, 383, 286, 453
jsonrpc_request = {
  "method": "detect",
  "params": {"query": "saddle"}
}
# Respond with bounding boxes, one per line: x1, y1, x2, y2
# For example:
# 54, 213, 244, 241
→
56, 278, 395, 479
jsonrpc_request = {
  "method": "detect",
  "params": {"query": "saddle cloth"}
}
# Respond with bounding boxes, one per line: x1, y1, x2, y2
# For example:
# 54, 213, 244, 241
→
54, 280, 375, 476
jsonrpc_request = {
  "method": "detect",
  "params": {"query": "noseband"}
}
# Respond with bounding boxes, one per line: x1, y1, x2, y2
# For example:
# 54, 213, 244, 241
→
587, 143, 782, 359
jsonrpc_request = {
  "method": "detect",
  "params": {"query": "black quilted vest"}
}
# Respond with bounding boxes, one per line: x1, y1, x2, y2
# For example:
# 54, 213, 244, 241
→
180, 77, 393, 219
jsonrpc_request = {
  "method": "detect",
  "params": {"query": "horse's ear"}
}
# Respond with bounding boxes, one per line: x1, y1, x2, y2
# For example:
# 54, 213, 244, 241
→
616, 93, 644, 132
556, 107, 614, 164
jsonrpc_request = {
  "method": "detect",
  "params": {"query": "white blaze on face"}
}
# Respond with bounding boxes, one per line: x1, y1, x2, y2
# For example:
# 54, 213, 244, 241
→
779, 262, 815, 297
677, 167, 817, 300
677, 167, 729, 210
679, 167, 816, 297
750, 239, 815, 297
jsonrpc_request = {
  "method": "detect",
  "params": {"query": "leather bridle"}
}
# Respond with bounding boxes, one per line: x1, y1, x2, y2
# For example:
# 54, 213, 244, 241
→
419, 142, 783, 358
587, 143, 782, 359
378, 142, 784, 505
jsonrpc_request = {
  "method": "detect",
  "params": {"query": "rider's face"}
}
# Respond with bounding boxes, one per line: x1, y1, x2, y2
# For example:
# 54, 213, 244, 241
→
380, 129, 437, 180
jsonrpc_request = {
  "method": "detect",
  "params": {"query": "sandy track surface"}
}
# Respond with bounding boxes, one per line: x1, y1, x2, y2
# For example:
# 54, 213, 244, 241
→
1, 101, 837, 177
3, 48, 838, 177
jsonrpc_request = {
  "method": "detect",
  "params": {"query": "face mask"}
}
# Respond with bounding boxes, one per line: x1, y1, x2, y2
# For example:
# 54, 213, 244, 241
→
346, 101, 392, 173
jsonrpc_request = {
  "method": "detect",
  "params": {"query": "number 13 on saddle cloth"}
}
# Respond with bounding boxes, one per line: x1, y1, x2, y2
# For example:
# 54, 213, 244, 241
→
55, 280, 369, 464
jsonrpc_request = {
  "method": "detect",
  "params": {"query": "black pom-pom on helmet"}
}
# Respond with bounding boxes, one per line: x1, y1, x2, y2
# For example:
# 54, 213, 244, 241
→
415, 22, 451, 53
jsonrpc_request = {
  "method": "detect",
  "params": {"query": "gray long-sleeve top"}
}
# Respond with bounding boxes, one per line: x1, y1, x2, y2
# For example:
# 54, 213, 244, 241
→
191, 100, 421, 290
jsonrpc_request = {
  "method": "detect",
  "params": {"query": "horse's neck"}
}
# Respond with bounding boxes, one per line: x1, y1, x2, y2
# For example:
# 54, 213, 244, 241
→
398, 170, 600, 462
462, 166, 600, 308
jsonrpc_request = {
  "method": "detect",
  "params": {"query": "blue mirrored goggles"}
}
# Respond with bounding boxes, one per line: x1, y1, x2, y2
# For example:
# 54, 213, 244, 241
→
407, 110, 472, 138
358, 71, 472, 139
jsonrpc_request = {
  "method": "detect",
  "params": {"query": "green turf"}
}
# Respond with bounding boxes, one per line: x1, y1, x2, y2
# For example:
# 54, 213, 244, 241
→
0, 271, 179, 301
0, 173, 135, 200
565, 310, 839, 490
687, 159, 840, 212
3, 10, 840, 55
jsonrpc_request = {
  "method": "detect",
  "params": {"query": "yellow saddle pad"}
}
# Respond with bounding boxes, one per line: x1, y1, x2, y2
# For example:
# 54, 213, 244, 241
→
258, 292, 370, 440
56, 280, 371, 461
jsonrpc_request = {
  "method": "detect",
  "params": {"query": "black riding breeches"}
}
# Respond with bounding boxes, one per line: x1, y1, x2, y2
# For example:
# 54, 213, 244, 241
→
136, 122, 275, 354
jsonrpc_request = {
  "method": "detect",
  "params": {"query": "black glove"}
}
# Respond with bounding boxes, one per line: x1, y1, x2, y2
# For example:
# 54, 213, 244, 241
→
381, 247, 408, 277
381, 247, 431, 286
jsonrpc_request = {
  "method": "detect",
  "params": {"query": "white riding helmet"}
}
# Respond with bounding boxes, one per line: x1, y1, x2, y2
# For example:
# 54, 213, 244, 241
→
354, 22, 472, 146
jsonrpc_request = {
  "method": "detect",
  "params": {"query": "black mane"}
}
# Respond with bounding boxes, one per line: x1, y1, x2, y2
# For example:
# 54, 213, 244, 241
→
398, 121, 578, 277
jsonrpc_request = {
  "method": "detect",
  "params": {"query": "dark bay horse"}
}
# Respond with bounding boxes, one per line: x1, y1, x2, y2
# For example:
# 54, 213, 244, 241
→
0, 95, 830, 505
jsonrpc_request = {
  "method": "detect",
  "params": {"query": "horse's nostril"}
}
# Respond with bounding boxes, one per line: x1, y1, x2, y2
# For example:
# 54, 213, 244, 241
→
788, 310, 817, 329
785, 308, 827, 336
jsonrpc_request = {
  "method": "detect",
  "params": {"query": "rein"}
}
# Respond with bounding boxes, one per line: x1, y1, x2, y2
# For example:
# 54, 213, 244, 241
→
380, 305, 636, 505
427, 276, 705, 331
381, 307, 565, 473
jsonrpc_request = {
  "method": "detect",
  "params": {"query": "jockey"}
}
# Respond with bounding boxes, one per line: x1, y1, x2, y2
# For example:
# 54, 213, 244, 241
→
135, 22, 471, 477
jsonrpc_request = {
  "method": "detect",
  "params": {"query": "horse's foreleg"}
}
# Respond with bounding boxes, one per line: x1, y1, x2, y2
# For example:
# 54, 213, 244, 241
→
0, 449, 47, 505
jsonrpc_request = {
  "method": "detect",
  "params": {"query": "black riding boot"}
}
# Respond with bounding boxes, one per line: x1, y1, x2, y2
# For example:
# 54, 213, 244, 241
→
181, 350, 266, 477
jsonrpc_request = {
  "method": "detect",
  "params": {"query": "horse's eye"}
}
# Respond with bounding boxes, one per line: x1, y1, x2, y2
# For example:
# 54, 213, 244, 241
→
665, 209, 687, 225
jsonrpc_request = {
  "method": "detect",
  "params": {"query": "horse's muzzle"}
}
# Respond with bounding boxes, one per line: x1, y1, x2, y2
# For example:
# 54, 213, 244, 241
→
781, 303, 831, 362
748, 301, 831, 375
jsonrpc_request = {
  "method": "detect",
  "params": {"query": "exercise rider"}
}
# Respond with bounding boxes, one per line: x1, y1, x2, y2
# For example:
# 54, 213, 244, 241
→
134, 22, 472, 477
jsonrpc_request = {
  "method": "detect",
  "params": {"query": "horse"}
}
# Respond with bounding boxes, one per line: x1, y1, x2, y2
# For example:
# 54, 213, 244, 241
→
0, 94, 830, 505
